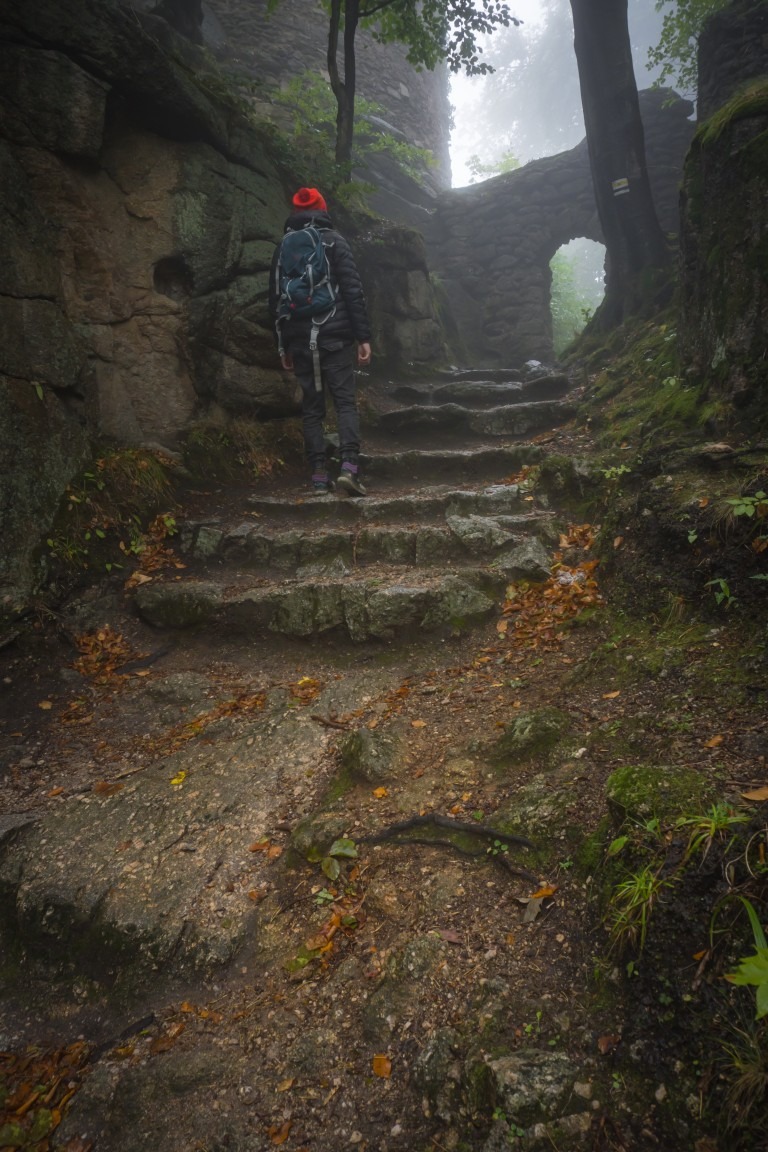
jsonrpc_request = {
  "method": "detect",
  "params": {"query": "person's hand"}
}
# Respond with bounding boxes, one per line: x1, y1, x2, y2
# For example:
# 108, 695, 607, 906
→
280, 352, 294, 371
357, 342, 372, 366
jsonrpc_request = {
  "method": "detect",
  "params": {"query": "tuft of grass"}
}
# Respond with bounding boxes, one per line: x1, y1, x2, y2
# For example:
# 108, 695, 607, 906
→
45, 449, 174, 575
605, 863, 675, 957
183, 418, 303, 483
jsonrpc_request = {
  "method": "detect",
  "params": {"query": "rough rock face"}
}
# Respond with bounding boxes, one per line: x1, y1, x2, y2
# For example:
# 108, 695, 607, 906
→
679, 3, 768, 406
0, 0, 446, 608
697, 0, 768, 121
200, 0, 453, 191
356, 223, 446, 368
427, 90, 695, 367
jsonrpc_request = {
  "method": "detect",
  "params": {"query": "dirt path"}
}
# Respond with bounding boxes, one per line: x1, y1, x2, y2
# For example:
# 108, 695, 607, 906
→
1, 368, 764, 1152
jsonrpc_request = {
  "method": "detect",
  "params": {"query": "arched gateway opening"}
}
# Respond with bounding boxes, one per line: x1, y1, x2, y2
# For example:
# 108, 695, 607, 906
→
550, 238, 606, 355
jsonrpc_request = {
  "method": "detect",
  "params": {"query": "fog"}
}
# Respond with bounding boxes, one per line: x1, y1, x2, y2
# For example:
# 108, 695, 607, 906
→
449, 0, 671, 187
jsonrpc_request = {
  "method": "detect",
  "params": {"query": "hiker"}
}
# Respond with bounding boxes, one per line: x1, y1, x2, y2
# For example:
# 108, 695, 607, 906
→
270, 187, 372, 497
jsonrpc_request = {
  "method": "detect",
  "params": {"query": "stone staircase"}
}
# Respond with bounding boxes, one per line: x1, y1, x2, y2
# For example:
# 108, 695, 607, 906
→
135, 367, 573, 644
0, 363, 578, 986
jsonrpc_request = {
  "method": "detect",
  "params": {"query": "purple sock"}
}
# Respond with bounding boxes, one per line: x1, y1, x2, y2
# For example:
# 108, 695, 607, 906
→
341, 462, 358, 475
312, 472, 329, 483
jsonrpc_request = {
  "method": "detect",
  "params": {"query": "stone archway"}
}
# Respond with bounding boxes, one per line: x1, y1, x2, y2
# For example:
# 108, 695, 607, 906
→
426, 90, 694, 366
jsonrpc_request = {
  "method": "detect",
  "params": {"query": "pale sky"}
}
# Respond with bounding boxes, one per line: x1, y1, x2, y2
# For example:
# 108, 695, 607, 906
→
450, 0, 547, 185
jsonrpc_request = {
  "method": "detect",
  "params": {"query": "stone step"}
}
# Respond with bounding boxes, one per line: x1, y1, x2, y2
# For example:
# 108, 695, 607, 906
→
359, 444, 543, 483
435, 367, 524, 382
390, 374, 570, 408
375, 398, 576, 439
245, 482, 534, 524
180, 511, 555, 572
135, 569, 509, 642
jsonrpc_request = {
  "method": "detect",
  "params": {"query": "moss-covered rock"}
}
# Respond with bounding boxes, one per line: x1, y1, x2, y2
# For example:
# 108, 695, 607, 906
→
337, 727, 403, 783
488, 708, 570, 767
605, 763, 715, 827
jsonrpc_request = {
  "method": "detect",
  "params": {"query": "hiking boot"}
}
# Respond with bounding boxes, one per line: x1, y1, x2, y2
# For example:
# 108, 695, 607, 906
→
336, 469, 367, 497
312, 478, 334, 496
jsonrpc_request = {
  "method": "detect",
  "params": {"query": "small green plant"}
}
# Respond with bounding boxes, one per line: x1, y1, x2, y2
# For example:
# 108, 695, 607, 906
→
676, 803, 748, 863
721, 1022, 768, 1133
491, 1109, 525, 1140
725, 898, 768, 1020
320, 837, 358, 882
726, 491, 768, 520
523, 1009, 543, 1036
606, 864, 674, 956
486, 839, 509, 858
706, 577, 736, 609
600, 464, 631, 482
313, 888, 336, 907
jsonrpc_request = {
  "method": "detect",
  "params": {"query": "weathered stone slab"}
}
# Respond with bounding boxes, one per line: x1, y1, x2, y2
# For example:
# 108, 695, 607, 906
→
361, 445, 543, 483
390, 376, 570, 407
0, 675, 397, 975
134, 573, 496, 640
246, 485, 527, 524
377, 400, 576, 438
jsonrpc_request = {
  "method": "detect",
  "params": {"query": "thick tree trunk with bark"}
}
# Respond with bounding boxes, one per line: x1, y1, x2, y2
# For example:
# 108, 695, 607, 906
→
570, 0, 669, 326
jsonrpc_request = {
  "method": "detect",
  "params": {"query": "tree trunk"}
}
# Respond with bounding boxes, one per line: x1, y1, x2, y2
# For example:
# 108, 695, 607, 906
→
570, 0, 669, 327
327, 0, 360, 173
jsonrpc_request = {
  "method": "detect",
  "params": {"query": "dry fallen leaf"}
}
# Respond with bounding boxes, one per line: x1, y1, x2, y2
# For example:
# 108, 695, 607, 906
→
48, 787, 65, 798
742, 785, 768, 801
276, 1078, 295, 1093
268, 1120, 292, 1145
613, 536, 623, 549
411, 719, 427, 729
372, 786, 388, 798
372, 1053, 392, 1078
439, 929, 462, 944
39, 700, 53, 710
93, 780, 124, 797
597, 1034, 621, 1054
602, 690, 621, 700
705, 734, 724, 748
267, 844, 283, 860
530, 884, 558, 900
170, 770, 187, 786
249, 839, 270, 852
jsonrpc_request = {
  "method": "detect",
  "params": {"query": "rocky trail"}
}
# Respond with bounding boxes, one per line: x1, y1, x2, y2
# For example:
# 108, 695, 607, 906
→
0, 365, 754, 1152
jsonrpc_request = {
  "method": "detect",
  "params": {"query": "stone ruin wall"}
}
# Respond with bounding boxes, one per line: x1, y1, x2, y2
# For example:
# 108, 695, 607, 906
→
679, 0, 768, 405
202, 0, 453, 193
426, 90, 697, 366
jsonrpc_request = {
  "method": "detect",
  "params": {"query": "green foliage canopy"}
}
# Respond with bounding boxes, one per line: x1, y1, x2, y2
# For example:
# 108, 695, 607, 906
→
648, 0, 728, 95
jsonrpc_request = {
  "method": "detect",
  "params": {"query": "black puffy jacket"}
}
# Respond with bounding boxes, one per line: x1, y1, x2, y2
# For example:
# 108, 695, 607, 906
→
269, 210, 371, 353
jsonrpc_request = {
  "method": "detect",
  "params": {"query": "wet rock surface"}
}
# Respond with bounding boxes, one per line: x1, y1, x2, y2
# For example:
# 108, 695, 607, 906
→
2, 364, 748, 1150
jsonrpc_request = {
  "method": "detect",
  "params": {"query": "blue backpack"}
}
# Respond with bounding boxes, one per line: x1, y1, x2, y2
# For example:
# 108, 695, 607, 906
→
275, 225, 336, 325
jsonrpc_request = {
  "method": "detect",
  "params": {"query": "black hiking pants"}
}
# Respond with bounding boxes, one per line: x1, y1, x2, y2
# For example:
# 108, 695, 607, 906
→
291, 343, 361, 474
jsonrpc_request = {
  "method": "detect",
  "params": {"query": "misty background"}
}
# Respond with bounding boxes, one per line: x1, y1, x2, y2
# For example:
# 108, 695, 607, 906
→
448, 0, 688, 351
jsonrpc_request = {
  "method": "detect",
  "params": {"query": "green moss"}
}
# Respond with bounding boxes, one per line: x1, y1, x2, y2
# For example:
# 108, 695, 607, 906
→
605, 763, 715, 827
488, 708, 570, 767
697, 79, 768, 150
576, 816, 613, 875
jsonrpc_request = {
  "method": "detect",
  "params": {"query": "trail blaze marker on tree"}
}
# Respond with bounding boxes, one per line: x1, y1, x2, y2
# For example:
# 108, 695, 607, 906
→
612, 177, 630, 196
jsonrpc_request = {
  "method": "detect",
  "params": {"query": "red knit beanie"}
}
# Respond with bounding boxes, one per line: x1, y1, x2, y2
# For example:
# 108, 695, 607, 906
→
292, 187, 328, 213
